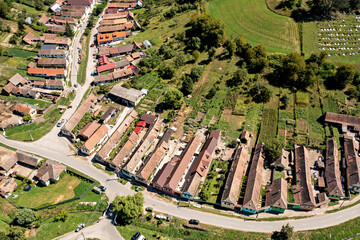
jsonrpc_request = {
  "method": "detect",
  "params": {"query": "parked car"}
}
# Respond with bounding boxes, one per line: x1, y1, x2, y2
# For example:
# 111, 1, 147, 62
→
145, 207, 153, 212
74, 83, 78, 88
138, 235, 145, 240
189, 219, 199, 225
166, 215, 173, 221
24, 185, 32, 191
131, 231, 140, 240
98, 185, 106, 192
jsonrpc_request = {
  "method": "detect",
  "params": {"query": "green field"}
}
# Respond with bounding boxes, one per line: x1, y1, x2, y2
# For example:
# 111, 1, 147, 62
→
10, 174, 91, 208
207, 0, 300, 53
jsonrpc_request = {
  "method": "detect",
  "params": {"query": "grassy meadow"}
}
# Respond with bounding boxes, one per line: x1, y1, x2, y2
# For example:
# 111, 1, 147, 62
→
206, 0, 300, 53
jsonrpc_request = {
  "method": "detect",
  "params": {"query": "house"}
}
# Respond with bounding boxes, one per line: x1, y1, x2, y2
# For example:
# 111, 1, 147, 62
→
97, 31, 127, 45
28, 68, 65, 78
111, 131, 140, 168
136, 128, 174, 185
182, 130, 221, 200
47, 25, 66, 33
265, 178, 288, 213
95, 110, 137, 165
0, 154, 17, 176
242, 143, 265, 214
240, 130, 251, 144
6, 86, 40, 99
152, 156, 180, 190
162, 133, 203, 195
44, 37, 71, 48
41, 44, 57, 50
78, 121, 100, 140
343, 136, 360, 193
61, 93, 98, 138
67, 0, 93, 7
0, 178, 17, 198
80, 125, 109, 155
27, 62, 37, 69
140, 113, 157, 127
97, 63, 116, 73
50, 15, 77, 25
221, 146, 248, 209
325, 139, 344, 199
100, 107, 117, 123
100, 18, 127, 26
32, 80, 64, 90
38, 15, 49, 25
9, 73, 27, 87
23, 32, 36, 45
108, 84, 144, 106
37, 58, 67, 68
102, 11, 129, 20
16, 150, 42, 168
115, 59, 130, 69
293, 145, 316, 210
325, 112, 360, 133
58, 10, 83, 18
34, 160, 66, 186
13, 103, 37, 117
99, 42, 140, 57
38, 49, 67, 58
99, 55, 110, 65
122, 119, 162, 177
98, 24, 126, 33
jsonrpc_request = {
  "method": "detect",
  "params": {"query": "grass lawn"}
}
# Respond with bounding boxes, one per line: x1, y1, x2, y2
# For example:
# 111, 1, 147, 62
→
30, 212, 102, 240
14, 3, 42, 15
0, 95, 52, 109
77, 35, 90, 85
10, 174, 91, 208
207, 0, 299, 53
258, 108, 278, 142
6, 48, 37, 58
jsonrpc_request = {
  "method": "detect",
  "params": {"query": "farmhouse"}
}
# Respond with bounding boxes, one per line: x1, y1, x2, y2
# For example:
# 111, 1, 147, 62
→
182, 130, 221, 200
47, 25, 66, 33
61, 93, 98, 138
34, 160, 66, 186
80, 125, 109, 155
293, 145, 316, 210
92, 68, 134, 85
38, 49, 67, 58
100, 107, 116, 123
98, 24, 126, 33
136, 128, 174, 185
108, 84, 144, 106
112, 130, 141, 168
97, 63, 116, 73
152, 156, 180, 191
325, 139, 344, 199
98, 42, 140, 56
140, 113, 157, 127
242, 143, 265, 214
28, 68, 65, 78
32, 80, 64, 90
122, 118, 162, 177
78, 121, 100, 140
221, 146, 248, 209
37, 58, 67, 68
23, 32, 36, 45
0, 178, 17, 198
343, 136, 360, 193
325, 112, 360, 133
162, 133, 202, 196
97, 31, 127, 45
95, 110, 137, 165
265, 178, 288, 213
44, 37, 71, 48
102, 11, 129, 20
16, 151, 41, 168
50, 15, 77, 25
0, 154, 17, 176
13, 103, 37, 117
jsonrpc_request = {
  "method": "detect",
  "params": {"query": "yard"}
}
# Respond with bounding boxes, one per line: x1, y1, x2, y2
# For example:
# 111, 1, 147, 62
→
10, 174, 91, 208
207, 0, 300, 53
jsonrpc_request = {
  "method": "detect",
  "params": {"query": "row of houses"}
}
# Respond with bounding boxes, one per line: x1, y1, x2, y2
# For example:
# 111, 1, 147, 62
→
23, 33, 71, 48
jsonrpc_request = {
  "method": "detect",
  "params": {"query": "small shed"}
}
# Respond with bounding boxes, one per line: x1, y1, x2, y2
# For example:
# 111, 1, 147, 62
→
25, 17, 33, 24
143, 40, 151, 48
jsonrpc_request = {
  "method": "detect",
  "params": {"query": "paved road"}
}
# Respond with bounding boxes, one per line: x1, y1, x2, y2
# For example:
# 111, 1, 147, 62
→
1, 134, 360, 233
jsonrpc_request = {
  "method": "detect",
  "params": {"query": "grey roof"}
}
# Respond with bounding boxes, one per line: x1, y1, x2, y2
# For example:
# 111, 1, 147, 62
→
109, 85, 143, 103
115, 59, 130, 69
16, 150, 41, 167
41, 44, 57, 50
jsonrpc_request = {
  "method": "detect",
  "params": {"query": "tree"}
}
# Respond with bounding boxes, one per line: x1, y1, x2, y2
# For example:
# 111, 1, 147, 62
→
189, 36, 201, 50
272, 223, 294, 240
208, 46, 216, 60
159, 44, 175, 59
189, 67, 203, 82
206, 86, 217, 99
280, 95, 289, 109
98, 84, 110, 94
186, 12, 225, 48
14, 208, 36, 228
234, 34, 251, 56
192, 50, 200, 62
0, 0, 10, 19
164, 89, 184, 109
335, 64, 355, 89
227, 69, 247, 86
112, 193, 144, 224
65, 22, 74, 38
181, 75, 193, 96
264, 138, 284, 164
23, 114, 31, 122
250, 83, 272, 103
34, 0, 44, 10
9, 35, 17, 45
223, 38, 236, 58
55, 209, 69, 222
7, 226, 25, 240
273, 52, 306, 88
17, 19, 26, 33
307, 0, 334, 19
158, 64, 175, 79
174, 53, 186, 68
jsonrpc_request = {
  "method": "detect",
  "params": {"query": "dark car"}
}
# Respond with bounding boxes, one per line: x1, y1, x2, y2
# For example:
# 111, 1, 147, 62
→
189, 219, 199, 225
98, 185, 106, 192
131, 231, 140, 240
24, 185, 32, 191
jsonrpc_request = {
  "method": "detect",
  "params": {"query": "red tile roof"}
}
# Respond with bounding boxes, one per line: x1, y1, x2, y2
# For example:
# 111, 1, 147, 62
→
97, 62, 116, 73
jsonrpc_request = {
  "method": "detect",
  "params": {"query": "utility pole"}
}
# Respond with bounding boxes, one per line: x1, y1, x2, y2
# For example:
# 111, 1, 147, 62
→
28, 130, 33, 141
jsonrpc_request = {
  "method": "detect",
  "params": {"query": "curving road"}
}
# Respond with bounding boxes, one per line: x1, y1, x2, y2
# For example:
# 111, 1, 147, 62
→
1, 134, 359, 233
